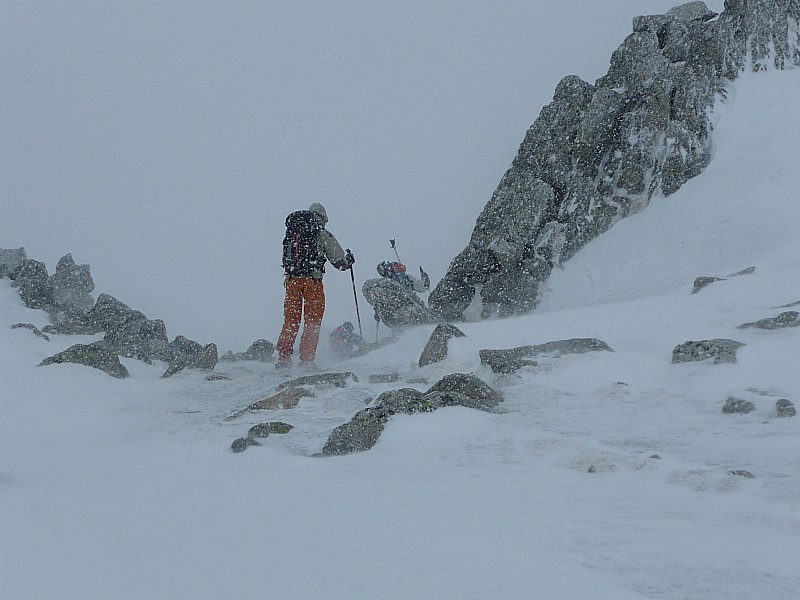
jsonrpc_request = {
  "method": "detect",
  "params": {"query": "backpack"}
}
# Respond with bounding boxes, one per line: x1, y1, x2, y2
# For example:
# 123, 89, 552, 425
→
282, 210, 324, 276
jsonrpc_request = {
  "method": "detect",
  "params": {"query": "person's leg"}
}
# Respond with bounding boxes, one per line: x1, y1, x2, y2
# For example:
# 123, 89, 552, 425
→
298, 279, 325, 363
275, 278, 305, 363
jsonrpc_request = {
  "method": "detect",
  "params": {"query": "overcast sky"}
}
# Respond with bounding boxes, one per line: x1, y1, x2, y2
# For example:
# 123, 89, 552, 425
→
0, 0, 725, 349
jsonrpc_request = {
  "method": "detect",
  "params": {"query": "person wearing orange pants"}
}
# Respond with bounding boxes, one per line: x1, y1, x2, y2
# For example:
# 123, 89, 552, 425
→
275, 203, 353, 370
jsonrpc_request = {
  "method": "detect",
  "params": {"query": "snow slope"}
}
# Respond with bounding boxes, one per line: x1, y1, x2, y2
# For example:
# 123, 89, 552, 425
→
1, 70, 798, 599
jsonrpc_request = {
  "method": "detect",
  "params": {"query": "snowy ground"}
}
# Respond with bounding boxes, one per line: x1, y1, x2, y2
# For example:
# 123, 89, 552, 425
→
2, 67, 799, 600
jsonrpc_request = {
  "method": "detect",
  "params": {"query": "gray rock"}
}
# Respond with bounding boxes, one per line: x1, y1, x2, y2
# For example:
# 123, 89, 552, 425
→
430, 0, 799, 321
368, 372, 401, 384
729, 266, 756, 276
231, 437, 261, 453
728, 470, 754, 478
425, 373, 503, 410
418, 323, 466, 367
666, 1, 719, 22
12, 259, 53, 310
48, 254, 95, 319
105, 317, 169, 363
480, 338, 614, 374
11, 323, 50, 341
224, 388, 315, 421
43, 293, 147, 335
671, 339, 744, 364
322, 388, 424, 455
0, 247, 27, 278
692, 276, 726, 293
38, 340, 130, 379
776, 399, 795, 417
723, 397, 755, 414
161, 338, 218, 378
322, 379, 503, 456
362, 278, 435, 331
276, 372, 358, 390
247, 422, 293, 439
738, 311, 800, 330
220, 339, 275, 362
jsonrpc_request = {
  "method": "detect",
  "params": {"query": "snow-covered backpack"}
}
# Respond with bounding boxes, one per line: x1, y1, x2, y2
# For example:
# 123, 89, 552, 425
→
282, 210, 324, 276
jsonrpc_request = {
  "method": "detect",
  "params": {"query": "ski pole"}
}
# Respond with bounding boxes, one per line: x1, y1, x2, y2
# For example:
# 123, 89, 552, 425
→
389, 239, 402, 263
346, 250, 363, 337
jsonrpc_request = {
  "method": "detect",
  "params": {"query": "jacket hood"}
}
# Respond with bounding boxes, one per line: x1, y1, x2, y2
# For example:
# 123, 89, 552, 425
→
308, 202, 328, 225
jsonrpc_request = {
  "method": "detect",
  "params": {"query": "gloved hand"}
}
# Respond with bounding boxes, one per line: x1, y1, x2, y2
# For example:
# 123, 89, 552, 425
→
419, 266, 430, 290
345, 249, 355, 267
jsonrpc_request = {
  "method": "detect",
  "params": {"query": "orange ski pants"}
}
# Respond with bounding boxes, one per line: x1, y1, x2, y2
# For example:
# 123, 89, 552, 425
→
276, 277, 325, 363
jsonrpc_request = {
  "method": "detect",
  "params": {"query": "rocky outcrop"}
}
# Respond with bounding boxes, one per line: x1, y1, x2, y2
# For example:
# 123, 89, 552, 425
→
10, 323, 50, 341
321, 374, 502, 456
418, 324, 465, 367
671, 338, 744, 363
480, 338, 614, 374
431, 1, 799, 320
38, 341, 130, 379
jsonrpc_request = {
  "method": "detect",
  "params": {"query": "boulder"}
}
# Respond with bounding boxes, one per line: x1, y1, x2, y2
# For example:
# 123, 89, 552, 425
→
161, 338, 218, 378
48, 254, 95, 319
104, 317, 169, 363
38, 341, 130, 379
480, 338, 614, 374
321, 388, 426, 456
247, 422, 293, 439
671, 339, 744, 364
362, 278, 435, 332
0, 247, 26, 278
231, 437, 261, 453
322, 376, 502, 456
776, 399, 795, 417
219, 339, 275, 362
722, 397, 755, 414
418, 323, 465, 367
12, 259, 52, 310
425, 373, 503, 410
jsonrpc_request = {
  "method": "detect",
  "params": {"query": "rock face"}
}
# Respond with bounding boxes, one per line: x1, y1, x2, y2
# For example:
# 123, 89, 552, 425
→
430, 0, 800, 320
322, 374, 502, 455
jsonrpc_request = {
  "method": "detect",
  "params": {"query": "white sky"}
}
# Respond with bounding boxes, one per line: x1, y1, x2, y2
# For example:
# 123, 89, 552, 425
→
0, 0, 726, 349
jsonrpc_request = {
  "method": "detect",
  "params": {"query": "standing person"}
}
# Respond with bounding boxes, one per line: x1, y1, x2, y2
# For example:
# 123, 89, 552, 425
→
275, 203, 354, 370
